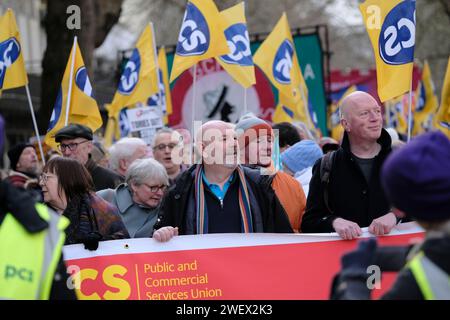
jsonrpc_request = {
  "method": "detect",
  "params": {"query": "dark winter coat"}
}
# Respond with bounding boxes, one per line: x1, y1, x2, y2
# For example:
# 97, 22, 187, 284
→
301, 129, 392, 233
153, 165, 293, 234
85, 157, 123, 191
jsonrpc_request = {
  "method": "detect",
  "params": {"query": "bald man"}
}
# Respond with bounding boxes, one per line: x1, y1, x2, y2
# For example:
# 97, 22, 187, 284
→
153, 120, 293, 241
301, 91, 397, 240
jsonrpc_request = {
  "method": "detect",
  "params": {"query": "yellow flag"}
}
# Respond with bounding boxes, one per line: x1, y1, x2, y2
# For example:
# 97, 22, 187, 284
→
254, 13, 316, 131
215, 2, 255, 88
44, 39, 102, 150
329, 86, 357, 141
170, 0, 229, 82
147, 47, 173, 125
111, 25, 159, 111
359, 0, 416, 102
434, 57, 450, 137
0, 9, 28, 90
412, 61, 439, 135
272, 94, 295, 123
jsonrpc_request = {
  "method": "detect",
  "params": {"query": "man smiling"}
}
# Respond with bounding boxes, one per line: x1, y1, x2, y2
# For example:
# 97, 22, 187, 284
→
153, 120, 292, 241
302, 91, 396, 240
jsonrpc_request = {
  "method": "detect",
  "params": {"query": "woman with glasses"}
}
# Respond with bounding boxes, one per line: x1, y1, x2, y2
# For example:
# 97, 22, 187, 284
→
97, 158, 169, 238
39, 157, 129, 250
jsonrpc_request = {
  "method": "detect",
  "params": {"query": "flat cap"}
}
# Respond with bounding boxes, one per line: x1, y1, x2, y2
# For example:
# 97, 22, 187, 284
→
54, 123, 93, 142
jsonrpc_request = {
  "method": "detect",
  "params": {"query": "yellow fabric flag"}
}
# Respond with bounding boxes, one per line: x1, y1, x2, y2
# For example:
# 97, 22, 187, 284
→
433, 57, 450, 137
359, 0, 416, 102
329, 86, 357, 141
254, 13, 316, 132
0, 9, 28, 90
170, 0, 229, 82
147, 47, 173, 125
111, 25, 159, 111
216, 2, 255, 88
413, 61, 439, 135
272, 94, 295, 123
44, 39, 102, 150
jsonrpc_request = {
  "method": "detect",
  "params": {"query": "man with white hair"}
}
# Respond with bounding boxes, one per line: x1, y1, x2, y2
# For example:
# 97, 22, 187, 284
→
302, 91, 396, 240
153, 120, 293, 241
108, 137, 148, 178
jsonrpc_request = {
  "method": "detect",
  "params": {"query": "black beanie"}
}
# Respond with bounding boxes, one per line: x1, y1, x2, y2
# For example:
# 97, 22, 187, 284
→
7, 143, 35, 171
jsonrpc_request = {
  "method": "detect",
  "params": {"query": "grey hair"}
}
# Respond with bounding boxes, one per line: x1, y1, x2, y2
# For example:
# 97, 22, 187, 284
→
108, 137, 147, 172
152, 127, 182, 147
125, 158, 169, 187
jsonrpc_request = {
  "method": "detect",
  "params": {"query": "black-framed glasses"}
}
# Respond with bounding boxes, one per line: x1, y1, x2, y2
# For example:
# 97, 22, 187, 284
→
58, 140, 89, 152
153, 143, 180, 151
142, 183, 168, 193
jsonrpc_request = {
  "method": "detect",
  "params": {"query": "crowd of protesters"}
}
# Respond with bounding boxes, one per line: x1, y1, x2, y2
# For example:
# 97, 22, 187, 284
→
1, 91, 449, 300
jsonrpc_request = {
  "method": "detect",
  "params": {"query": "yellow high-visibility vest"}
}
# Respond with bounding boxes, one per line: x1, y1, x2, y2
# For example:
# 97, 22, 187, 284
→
0, 204, 69, 299
408, 252, 450, 300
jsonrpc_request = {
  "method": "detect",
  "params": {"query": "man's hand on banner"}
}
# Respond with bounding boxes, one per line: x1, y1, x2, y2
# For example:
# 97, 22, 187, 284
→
332, 218, 362, 240
368, 212, 397, 236
153, 226, 179, 242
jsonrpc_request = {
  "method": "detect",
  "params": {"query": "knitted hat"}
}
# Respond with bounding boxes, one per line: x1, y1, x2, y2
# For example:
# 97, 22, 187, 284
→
381, 131, 450, 221
8, 143, 35, 170
281, 140, 323, 173
235, 114, 273, 148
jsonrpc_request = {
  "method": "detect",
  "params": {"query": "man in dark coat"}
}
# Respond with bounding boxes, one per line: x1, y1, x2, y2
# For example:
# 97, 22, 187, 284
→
54, 124, 123, 191
331, 131, 450, 300
302, 91, 396, 240
153, 120, 293, 241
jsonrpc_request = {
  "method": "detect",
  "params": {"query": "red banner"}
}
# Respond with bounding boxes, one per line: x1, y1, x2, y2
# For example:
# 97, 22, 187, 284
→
64, 223, 424, 300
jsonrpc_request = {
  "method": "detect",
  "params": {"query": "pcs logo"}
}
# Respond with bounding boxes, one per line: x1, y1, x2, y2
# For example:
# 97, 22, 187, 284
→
220, 23, 252, 66
273, 40, 294, 84
148, 69, 165, 107
0, 37, 21, 88
75, 67, 93, 97
119, 108, 131, 137
48, 88, 63, 132
379, 0, 416, 65
176, 2, 210, 56
119, 48, 141, 95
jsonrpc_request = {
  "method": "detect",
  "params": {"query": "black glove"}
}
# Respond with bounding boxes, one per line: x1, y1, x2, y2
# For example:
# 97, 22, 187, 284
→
81, 231, 103, 251
341, 238, 378, 274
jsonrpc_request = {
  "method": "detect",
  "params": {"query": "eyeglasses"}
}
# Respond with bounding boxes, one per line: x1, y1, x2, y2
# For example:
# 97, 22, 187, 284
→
39, 172, 55, 184
58, 140, 89, 152
142, 183, 168, 193
153, 143, 180, 151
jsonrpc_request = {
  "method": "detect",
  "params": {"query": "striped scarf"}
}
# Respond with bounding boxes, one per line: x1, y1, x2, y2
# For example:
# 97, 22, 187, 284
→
194, 165, 253, 234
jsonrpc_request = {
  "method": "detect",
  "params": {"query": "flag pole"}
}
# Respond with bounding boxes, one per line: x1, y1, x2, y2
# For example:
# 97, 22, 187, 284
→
243, 87, 247, 115
407, 79, 413, 141
65, 36, 77, 126
191, 64, 197, 141
150, 23, 163, 117
24, 85, 45, 166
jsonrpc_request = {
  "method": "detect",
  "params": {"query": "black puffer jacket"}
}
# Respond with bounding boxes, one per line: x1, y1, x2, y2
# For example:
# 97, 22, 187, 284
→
153, 165, 293, 234
302, 129, 392, 232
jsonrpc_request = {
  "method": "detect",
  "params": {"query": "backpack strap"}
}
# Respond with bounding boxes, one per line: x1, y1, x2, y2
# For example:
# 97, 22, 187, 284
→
320, 151, 336, 214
